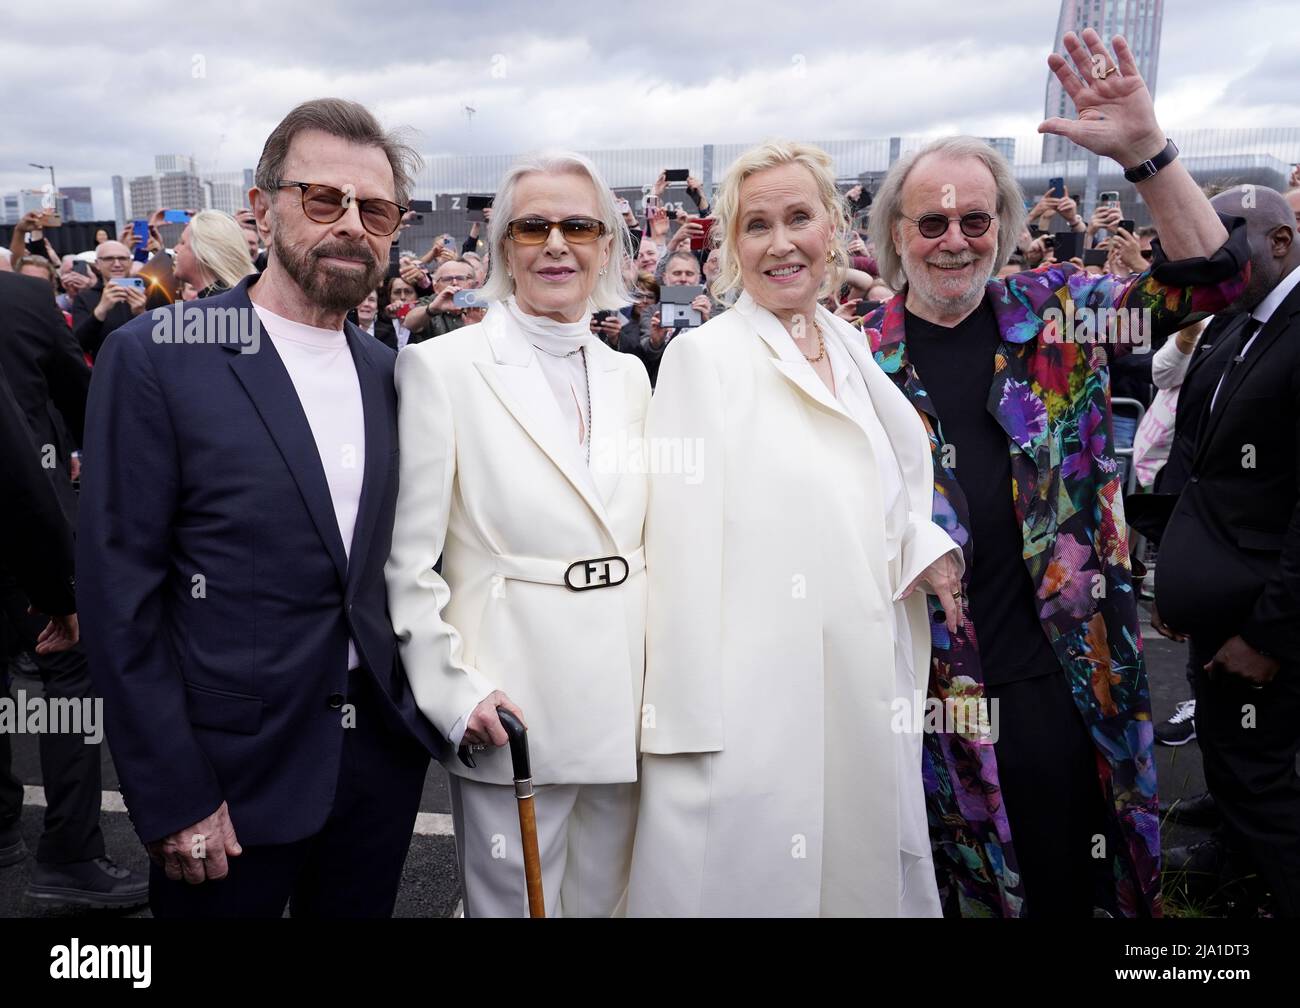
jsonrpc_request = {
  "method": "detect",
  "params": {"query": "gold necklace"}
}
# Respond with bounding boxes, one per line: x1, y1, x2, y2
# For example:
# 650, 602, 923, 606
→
801, 320, 827, 363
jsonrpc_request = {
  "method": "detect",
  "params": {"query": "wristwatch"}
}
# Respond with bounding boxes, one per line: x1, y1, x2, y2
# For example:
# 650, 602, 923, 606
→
1124, 138, 1179, 184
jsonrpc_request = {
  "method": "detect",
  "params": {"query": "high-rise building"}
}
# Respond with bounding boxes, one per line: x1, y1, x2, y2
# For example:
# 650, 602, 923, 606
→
1042, 0, 1164, 163
62, 186, 93, 221
1, 193, 18, 225
154, 154, 197, 175
204, 168, 256, 215
112, 175, 127, 228
128, 174, 160, 219
159, 170, 206, 212
127, 156, 208, 219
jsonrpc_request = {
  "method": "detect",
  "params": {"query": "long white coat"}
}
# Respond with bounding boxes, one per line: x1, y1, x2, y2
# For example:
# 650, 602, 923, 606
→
385, 303, 650, 786
628, 293, 958, 916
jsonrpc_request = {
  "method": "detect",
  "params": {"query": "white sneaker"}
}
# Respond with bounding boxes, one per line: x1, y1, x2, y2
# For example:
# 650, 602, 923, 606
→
1156, 699, 1196, 747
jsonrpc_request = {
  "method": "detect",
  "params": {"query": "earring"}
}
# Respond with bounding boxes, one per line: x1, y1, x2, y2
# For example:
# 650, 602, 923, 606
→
825, 248, 836, 263
506, 270, 512, 278
599, 268, 607, 276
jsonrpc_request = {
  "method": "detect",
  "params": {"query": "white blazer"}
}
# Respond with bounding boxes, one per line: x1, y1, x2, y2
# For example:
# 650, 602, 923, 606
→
640, 292, 958, 755
385, 303, 651, 786
630, 293, 960, 915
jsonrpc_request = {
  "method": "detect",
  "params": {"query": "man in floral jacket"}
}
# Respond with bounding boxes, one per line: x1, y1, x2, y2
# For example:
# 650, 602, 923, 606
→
861, 30, 1249, 917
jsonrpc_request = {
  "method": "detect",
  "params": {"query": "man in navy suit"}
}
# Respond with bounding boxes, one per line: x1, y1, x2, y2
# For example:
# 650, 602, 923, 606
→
78, 98, 444, 917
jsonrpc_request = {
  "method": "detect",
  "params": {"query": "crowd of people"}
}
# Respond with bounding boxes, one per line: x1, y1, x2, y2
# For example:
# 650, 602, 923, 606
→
2, 27, 1299, 919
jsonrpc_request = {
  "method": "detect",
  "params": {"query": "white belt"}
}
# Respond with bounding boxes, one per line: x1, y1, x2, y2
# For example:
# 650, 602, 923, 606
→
492, 547, 645, 591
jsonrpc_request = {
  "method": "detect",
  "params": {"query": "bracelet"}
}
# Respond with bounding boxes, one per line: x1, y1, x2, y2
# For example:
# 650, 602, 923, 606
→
1123, 138, 1179, 184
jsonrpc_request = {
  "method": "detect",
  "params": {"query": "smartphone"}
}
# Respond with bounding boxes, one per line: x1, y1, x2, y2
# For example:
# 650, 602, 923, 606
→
659, 283, 705, 329
41, 209, 63, 228
71, 260, 92, 277
409, 199, 434, 213
664, 169, 690, 183
110, 277, 146, 291
689, 217, 716, 251
1048, 177, 1066, 198
452, 288, 489, 309
131, 219, 150, 246
1083, 248, 1108, 267
162, 209, 192, 224
644, 193, 661, 215
387, 243, 401, 280
615, 198, 632, 215
466, 194, 493, 222
1098, 191, 1120, 207
592, 309, 613, 324
1118, 218, 1136, 235
1052, 232, 1083, 261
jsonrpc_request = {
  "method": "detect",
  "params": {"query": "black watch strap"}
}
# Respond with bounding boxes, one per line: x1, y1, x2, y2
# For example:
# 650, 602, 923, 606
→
1124, 138, 1178, 184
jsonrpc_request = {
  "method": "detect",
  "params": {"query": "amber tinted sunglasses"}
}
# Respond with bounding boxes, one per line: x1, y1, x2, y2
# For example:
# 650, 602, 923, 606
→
277, 180, 407, 236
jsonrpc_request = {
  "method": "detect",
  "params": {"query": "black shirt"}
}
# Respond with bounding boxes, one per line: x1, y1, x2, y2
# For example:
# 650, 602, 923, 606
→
904, 298, 1060, 685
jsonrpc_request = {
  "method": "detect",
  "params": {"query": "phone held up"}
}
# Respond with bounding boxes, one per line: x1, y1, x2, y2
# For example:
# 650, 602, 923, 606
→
452, 288, 489, 309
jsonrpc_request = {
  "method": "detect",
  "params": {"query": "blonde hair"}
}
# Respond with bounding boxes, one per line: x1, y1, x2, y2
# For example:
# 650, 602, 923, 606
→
187, 210, 256, 290
479, 151, 630, 311
710, 140, 850, 302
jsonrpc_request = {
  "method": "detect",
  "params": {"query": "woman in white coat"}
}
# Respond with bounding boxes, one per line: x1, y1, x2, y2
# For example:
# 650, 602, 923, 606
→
386, 152, 650, 917
627, 141, 964, 917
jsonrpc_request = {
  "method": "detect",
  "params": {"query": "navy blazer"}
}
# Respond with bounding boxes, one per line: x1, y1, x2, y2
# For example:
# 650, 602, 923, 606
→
77, 276, 443, 846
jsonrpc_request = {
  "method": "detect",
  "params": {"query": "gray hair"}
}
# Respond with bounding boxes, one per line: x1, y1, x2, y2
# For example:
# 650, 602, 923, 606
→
868, 135, 1026, 291
656, 249, 702, 284
254, 97, 422, 206
479, 150, 630, 311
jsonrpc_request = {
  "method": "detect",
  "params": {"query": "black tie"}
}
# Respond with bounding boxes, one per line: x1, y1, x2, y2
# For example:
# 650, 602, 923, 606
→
1210, 316, 1261, 413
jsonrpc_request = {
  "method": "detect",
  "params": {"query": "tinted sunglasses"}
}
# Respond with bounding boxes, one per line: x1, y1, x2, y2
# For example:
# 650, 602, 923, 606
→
277, 180, 407, 236
505, 216, 607, 245
903, 211, 995, 239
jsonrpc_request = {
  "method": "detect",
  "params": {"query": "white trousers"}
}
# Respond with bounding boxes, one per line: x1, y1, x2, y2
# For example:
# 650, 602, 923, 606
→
449, 776, 639, 918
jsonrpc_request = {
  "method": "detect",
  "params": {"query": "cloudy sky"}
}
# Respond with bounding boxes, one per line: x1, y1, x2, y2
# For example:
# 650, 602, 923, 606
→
3, 0, 1297, 218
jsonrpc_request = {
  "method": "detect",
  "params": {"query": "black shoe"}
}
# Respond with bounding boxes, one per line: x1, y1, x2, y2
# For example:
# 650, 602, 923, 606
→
1160, 791, 1220, 828
0, 826, 26, 868
1155, 699, 1196, 746
25, 856, 148, 909
1164, 839, 1224, 878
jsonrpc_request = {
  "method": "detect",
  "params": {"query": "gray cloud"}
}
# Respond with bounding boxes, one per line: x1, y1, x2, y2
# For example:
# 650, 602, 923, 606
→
2, 0, 1296, 222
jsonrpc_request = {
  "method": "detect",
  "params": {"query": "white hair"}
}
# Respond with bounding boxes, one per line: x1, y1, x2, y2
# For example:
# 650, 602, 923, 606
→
868, 135, 1027, 291
479, 150, 630, 311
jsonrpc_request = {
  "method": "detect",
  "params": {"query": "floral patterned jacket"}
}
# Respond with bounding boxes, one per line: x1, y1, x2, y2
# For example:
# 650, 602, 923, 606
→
861, 227, 1249, 917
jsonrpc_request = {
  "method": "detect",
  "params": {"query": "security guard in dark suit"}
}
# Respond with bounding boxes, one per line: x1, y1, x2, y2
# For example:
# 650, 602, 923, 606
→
1157, 185, 1300, 916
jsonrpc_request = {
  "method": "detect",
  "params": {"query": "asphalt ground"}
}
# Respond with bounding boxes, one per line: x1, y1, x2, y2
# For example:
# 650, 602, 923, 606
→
0, 600, 1224, 918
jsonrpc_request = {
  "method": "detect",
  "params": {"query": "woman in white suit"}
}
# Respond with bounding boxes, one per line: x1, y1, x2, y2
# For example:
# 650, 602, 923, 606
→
386, 152, 650, 917
628, 141, 964, 917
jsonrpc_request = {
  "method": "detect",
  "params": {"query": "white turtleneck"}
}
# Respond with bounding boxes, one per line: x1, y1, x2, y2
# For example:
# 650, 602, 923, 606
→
505, 296, 593, 465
